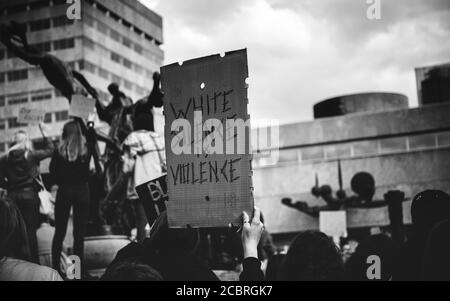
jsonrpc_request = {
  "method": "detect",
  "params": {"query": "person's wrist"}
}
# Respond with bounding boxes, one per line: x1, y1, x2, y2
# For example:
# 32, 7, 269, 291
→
243, 241, 258, 259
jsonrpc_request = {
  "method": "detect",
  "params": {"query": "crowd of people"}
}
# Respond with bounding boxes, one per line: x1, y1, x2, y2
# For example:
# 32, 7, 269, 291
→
2, 163, 450, 281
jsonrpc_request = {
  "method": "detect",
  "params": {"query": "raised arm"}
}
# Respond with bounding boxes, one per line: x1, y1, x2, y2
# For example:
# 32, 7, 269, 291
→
72, 70, 99, 100
239, 207, 265, 281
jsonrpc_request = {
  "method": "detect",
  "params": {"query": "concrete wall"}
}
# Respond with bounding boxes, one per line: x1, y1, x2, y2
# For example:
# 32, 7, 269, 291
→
255, 146, 450, 233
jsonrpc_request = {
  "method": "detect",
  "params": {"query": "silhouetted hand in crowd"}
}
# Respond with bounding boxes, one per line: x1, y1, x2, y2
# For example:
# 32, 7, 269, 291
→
242, 207, 265, 259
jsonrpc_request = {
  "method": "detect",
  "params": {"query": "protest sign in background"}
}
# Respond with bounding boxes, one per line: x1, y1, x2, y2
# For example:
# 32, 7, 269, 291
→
319, 210, 347, 239
161, 49, 253, 228
69, 95, 95, 120
18, 107, 46, 125
135, 175, 168, 226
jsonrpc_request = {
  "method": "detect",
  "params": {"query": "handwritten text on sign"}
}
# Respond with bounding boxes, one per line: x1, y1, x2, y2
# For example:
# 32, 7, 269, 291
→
18, 108, 46, 125
161, 49, 253, 228
69, 95, 95, 120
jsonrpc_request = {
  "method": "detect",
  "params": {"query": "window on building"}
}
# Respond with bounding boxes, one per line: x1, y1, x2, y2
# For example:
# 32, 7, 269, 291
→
379, 137, 407, 154
134, 64, 143, 74
53, 38, 75, 50
437, 132, 450, 147
123, 58, 132, 69
98, 67, 109, 79
44, 113, 52, 123
124, 80, 133, 90
325, 144, 351, 160
8, 117, 26, 129
110, 29, 121, 42
55, 111, 69, 121
135, 85, 145, 96
29, 19, 51, 32
278, 149, 299, 163
352, 140, 378, 156
7, 69, 28, 82
134, 44, 143, 55
409, 133, 436, 150
31, 42, 51, 52
0, 119, 6, 130
111, 74, 122, 85
300, 146, 324, 161
97, 22, 108, 35
8, 96, 28, 105
144, 34, 153, 42
52, 15, 74, 27
111, 52, 121, 64
0, 72, 4, 84
84, 14, 95, 27
0, 96, 5, 107
134, 27, 143, 36
122, 37, 132, 48
0, 49, 5, 60
0, 143, 5, 153
83, 61, 96, 73
32, 90, 53, 102
83, 37, 95, 50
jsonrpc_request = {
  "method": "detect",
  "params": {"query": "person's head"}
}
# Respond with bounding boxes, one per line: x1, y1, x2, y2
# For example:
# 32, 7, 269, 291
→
345, 234, 399, 281
107, 83, 120, 96
9, 130, 33, 154
133, 102, 155, 132
59, 121, 87, 162
278, 231, 344, 281
101, 257, 163, 281
411, 190, 450, 235
0, 197, 31, 261
351, 172, 375, 202
421, 219, 450, 280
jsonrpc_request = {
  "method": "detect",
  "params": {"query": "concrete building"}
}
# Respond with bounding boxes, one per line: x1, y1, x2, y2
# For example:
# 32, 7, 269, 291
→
0, 0, 164, 157
253, 92, 450, 234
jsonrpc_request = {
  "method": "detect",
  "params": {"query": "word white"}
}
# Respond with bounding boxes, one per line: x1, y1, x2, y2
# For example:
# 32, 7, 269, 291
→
66, 0, 81, 20
366, 0, 381, 20
366, 255, 381, 280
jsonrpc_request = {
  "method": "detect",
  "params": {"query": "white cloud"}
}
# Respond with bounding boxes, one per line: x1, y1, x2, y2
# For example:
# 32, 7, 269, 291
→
140, 0, 450, 123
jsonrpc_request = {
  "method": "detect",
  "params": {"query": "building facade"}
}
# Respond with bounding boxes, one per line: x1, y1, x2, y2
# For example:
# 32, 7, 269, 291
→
253, 93, 450, 234
0, 0, 164, 156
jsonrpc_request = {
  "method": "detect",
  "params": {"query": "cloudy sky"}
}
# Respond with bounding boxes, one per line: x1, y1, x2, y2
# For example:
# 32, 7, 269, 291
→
140, 0, 450, 124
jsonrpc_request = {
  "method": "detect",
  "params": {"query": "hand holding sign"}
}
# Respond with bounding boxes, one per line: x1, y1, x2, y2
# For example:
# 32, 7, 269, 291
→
241, 207, 264, 259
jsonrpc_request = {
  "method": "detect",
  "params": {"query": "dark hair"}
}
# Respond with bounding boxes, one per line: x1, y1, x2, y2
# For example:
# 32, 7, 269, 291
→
278, 231, 344, 281
411, 190, 450, 235
0, 197, 31, 261
345, 234, 399, 281
421, 219, 450, 280
101, 257, 163, 281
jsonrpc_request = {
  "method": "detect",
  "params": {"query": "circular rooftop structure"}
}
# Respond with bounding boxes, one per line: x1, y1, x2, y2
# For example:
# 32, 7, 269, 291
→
313, 92, 409, 119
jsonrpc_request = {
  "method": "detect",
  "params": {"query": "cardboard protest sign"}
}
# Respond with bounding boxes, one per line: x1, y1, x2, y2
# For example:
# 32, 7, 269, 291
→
160, 49, 253, 228
135, 175, 168, 226
69, 95, 95, 119
319, 210, 347, 239
18, 107, 46, 125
